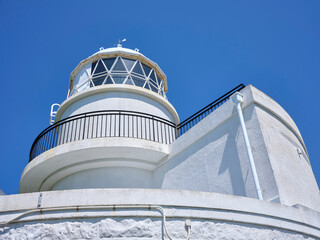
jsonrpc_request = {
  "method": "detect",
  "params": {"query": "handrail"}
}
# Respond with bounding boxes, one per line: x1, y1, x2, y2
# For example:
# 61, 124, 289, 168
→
29, 110, 177, 161
29, 84, 245, 162
176, 84, 245, 136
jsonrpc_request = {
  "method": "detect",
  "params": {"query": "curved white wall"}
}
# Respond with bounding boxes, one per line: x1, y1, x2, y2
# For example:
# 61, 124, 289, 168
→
1, 189, 320, 239
58, 86, 179, 124
52, 167, 152, 190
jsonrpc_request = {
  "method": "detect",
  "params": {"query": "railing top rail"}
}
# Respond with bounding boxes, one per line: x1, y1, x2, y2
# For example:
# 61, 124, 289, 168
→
35, 109, 176, 139
29, 110, 177, 161
177, 84, 245, 127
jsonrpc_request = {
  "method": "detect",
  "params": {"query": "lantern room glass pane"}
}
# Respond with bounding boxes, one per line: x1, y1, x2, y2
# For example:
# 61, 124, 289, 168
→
149, 78, 157, 86
132, 61, 144, 76
149, 70, 156, 81
142, 63, 151, 77
103, 58, 116, 70
112, 74, 127, 84
112, 58, 126, 72
122, 58, 136, 71
105, 76, 113, 84
91, 61, 97, 74
156, 74, 162, 86
93, 60, 106, 74
149, 82, 158, 93
144, 82, 150, 90
132, 76, 145, 87
125, 76, 134, 85
92, 75, 106, 86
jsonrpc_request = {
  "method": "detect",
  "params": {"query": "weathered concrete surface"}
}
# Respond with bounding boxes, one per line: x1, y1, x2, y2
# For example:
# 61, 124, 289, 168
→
154, 85, 320, 211
0, 218, 317, 240
0, 189, 319, 239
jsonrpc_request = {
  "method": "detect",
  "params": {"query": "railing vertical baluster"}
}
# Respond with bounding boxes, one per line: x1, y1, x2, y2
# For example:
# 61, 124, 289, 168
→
38, 135, 43, 156
44, 131, 48, 153
136, 115, 138, 138
119, 112, 121, 137
74, 119, 78, 141
127, 115, 129, 137
160, 122, 163, 143
152, 117, 155, 141
71, 120, 74, 141
82, 116, 85, 140
105, 115, 107, 137
90, 116, 93, 138
140, 116, 142, 139
89, 116, 92, 138
46, 131, 51, 153
144, 117, 147, 140
96, 115, 99, 138
157, 120, 159, 142
131, 115, 133, 138
49, 129, 53, 150
39, 135, 43, 156
109, 115, 111, 137
165, 125, 168, 144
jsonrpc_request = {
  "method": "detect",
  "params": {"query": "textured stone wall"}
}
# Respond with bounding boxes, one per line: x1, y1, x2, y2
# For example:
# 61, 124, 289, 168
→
0, 218, 317, 240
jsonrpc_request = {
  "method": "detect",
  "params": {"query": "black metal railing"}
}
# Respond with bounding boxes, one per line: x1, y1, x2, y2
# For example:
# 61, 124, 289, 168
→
29, 84, 245, 162
29, 110, 177, 161
176, 84, 245, 136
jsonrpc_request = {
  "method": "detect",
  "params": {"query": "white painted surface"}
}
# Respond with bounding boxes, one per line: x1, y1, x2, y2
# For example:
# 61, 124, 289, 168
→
0, 189, 319, 239
153, 85, 319, 211
255, 103, 320, 210
20, 138, 169, 193
1, 218, 318, 239
153, 97, 278, 201
20, 85, 320, 213
61, 90, 174, 122
56, 84, 179, 124
52, 167, 153, 190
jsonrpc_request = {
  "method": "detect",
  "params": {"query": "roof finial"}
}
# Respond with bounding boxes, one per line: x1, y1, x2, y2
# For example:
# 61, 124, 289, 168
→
116, 38, 126, 47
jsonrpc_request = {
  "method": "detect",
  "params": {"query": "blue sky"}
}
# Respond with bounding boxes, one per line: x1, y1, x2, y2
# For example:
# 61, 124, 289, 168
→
0, 0, 319, 195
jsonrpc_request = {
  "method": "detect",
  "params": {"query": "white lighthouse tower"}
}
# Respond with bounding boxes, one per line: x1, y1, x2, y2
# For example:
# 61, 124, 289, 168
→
1, 44, 320, 239
20, 43, 179, 192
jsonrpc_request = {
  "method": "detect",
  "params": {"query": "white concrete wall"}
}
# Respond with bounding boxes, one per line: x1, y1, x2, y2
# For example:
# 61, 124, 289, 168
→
2, 218, 318, 239
20, 138, 169, 193
255, 101, 320, 210
1, 189, 319, 239
52, 167, 153, 190
151, 85, 319, 211
153, 92, 279, 202
60, 90, 175, 123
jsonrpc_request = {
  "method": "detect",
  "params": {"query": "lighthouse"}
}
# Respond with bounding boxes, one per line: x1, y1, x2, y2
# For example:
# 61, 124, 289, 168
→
20, 43, 179, 192
1, 44, 320, 239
